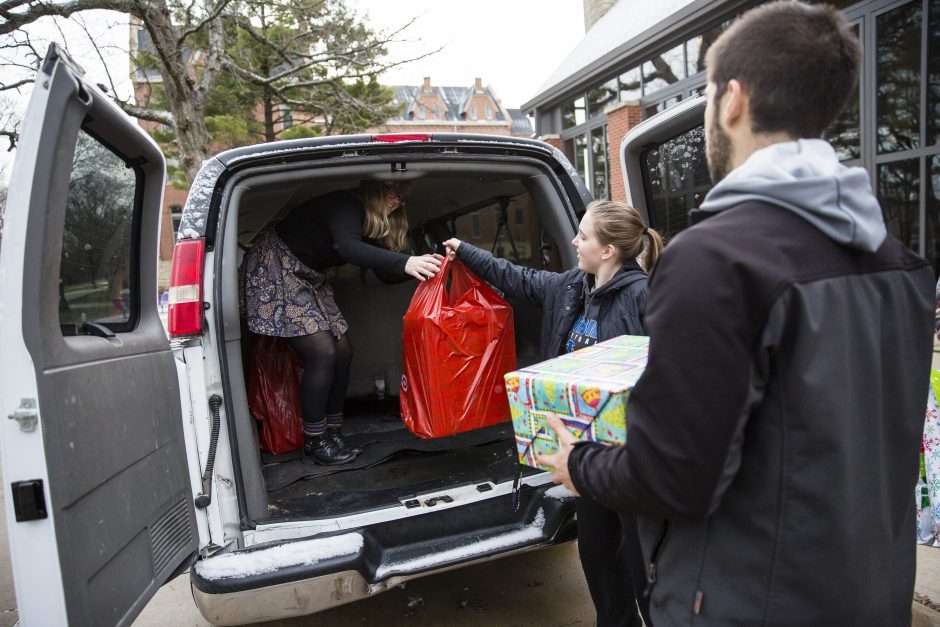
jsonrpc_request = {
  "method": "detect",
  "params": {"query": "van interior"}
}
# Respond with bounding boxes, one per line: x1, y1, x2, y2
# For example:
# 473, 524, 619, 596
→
213, 156, 580, 524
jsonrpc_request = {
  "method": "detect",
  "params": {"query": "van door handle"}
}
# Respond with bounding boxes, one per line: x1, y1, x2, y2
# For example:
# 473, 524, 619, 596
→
78, 321, 116, 338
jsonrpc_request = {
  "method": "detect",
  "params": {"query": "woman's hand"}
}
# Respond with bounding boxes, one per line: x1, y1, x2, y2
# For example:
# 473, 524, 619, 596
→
442, 238, 462, 260
405, 254, 444, 281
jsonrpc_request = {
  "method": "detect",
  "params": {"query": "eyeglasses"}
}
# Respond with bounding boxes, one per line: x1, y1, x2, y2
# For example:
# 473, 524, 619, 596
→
384, 186, 405, 200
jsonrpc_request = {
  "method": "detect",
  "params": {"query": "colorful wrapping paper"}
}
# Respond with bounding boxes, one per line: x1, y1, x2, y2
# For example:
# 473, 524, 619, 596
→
505, 335, 649, 470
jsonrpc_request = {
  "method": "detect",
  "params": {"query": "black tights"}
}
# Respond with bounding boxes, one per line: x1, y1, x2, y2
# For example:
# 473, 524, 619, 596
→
286, 331, 352, 436
576, 497, 652, 627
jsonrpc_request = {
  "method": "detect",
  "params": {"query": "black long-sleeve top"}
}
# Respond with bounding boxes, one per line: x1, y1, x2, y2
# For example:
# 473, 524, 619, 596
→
275, 190, 409, 282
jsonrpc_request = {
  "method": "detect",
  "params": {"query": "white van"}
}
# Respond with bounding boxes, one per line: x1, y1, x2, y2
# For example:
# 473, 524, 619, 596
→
0, 44, 708, 626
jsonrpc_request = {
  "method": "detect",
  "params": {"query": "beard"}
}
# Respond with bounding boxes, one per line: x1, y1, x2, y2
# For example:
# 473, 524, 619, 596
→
706, 104, 734, 184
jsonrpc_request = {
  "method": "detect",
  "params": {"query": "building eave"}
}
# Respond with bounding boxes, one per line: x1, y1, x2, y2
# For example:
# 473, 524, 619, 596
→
521, 0, 756, 113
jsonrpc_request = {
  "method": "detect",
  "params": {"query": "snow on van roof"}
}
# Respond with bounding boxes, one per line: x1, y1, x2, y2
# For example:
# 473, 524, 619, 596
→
177, 157, 226, 241
194, 532, 364, 580
373, 508, 546, 579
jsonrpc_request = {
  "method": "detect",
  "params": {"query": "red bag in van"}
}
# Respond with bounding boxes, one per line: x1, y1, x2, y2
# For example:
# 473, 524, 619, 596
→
400, 257, 516, 438
247, 335, 304, 455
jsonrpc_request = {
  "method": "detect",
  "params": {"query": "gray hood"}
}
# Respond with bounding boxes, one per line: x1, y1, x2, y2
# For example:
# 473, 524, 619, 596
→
697, 139, 886, 252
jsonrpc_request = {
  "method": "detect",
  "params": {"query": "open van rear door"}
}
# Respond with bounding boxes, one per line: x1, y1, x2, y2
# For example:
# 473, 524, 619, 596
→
619, 96, 709, 240
0, 44, 197, 626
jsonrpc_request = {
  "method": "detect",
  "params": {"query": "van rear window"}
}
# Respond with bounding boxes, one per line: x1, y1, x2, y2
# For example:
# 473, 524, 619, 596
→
58, 129, 138, 333
641, 124, 712, 241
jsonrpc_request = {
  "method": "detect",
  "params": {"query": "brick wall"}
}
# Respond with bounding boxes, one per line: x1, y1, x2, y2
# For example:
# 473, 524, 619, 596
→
538, 134, 563, 151
604, 101, 643, 203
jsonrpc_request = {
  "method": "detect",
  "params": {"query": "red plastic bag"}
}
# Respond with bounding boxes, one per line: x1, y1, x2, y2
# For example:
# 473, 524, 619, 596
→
400, 257, 516, 438
247, 335, 304, 455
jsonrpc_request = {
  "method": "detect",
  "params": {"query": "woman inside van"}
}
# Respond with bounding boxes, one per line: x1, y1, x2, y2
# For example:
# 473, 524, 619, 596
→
242, 180, 443, 465
444, 199, 663, 627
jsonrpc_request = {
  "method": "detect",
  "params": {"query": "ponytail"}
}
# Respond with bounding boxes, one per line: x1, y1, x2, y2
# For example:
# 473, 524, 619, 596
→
642, 227, 664, 273
585, 200, 665, 274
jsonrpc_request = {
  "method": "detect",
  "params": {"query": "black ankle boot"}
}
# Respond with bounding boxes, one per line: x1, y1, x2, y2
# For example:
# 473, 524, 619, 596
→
326, 426, 361, 457
303, 434, 355, 465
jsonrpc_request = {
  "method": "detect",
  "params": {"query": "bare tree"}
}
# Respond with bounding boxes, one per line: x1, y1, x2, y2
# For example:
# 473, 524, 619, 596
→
0, 94, 21, 152
0, 0, 433, 184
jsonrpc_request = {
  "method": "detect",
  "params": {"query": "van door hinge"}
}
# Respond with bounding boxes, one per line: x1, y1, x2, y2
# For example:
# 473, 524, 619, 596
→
8, 398, 38, 432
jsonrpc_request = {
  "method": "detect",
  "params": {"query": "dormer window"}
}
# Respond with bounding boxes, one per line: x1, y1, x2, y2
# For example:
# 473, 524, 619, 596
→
418, 104, 426, 119
485, 106, 493, 120
470, 106, 478, 120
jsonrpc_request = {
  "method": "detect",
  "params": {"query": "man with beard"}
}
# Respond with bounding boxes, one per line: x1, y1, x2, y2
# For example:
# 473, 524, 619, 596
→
539, 2, 935, 625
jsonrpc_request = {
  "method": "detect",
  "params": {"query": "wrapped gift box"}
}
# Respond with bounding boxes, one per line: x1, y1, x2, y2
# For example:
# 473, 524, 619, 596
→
505, 335, 649, 470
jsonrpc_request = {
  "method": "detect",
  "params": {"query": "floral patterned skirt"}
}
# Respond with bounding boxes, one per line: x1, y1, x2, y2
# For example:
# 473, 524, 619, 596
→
918, 370, 940, 547
240, 229, 348, 338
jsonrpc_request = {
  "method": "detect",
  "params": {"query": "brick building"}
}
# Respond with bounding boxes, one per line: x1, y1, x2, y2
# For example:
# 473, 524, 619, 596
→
366, 76, 533, 138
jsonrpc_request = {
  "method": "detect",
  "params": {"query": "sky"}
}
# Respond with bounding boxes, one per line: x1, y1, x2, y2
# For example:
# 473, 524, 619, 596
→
345, 0, 584, 109
0, 0, 585, 179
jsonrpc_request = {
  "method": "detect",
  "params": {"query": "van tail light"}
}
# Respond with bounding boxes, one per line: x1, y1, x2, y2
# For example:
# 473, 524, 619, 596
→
371, 133, 432, 143
168, 238, 206, 337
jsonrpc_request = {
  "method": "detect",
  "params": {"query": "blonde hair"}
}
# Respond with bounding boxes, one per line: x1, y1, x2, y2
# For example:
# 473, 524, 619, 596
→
356, 181, 409, 251
586, 200, 664, 273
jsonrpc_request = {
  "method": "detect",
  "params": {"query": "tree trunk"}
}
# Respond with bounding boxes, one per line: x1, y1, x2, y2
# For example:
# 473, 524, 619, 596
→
137, 0, 214, 185
169, 92, 211, 184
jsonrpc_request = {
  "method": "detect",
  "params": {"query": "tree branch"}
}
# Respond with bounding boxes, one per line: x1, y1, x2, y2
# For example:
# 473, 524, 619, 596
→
176, 0, 232, 46
0, 0, 135, 36
0, 128, 18, 151
114, 101, 175, 126
0, 76, 33, 91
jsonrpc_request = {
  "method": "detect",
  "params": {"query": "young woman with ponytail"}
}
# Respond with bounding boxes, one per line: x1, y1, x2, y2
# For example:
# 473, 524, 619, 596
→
444, 199, 662, 627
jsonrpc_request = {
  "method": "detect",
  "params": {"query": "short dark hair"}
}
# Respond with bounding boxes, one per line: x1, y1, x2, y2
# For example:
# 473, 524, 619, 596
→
706, 1, 861, 138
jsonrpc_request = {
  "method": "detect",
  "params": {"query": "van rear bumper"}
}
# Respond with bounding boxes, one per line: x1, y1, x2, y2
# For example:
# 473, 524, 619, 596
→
190, 485, 576, 625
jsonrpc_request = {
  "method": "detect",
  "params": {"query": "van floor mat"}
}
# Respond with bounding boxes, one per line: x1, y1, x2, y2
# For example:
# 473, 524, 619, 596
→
261, 422, 514, 492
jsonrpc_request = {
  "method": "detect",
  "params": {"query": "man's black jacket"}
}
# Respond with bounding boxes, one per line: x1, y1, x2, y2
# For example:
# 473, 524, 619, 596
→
569, 201, 934, 626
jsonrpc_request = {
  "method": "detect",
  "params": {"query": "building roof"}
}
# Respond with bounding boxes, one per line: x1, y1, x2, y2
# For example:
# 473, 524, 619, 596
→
390, 84, 506, 121
523, 0, 716, 111
507, 109, 534, 136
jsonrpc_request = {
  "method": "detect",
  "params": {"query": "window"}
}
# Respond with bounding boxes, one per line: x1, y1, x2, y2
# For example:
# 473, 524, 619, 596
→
929, 1, 940, 146
876, 2, 921, 154
562, 96, 587, 130
59, 130, 138, 331
824, 23, 861, 161
927, 156, 940, 276
641, 124, 712, 241
418, 104, 426, 119
574, 134, 589, 184
878, 159, 920, 252
618, 67, 641, 102
685, 25, 724, 77
280, 105, 293, 129
470, 106, 478, 120
587, 78, 619, 117
453, 200, 549, 272
642, 42, 684, 95
591, 126, 609, 200
170, 204, 183, 237
486, 105, 493, 120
